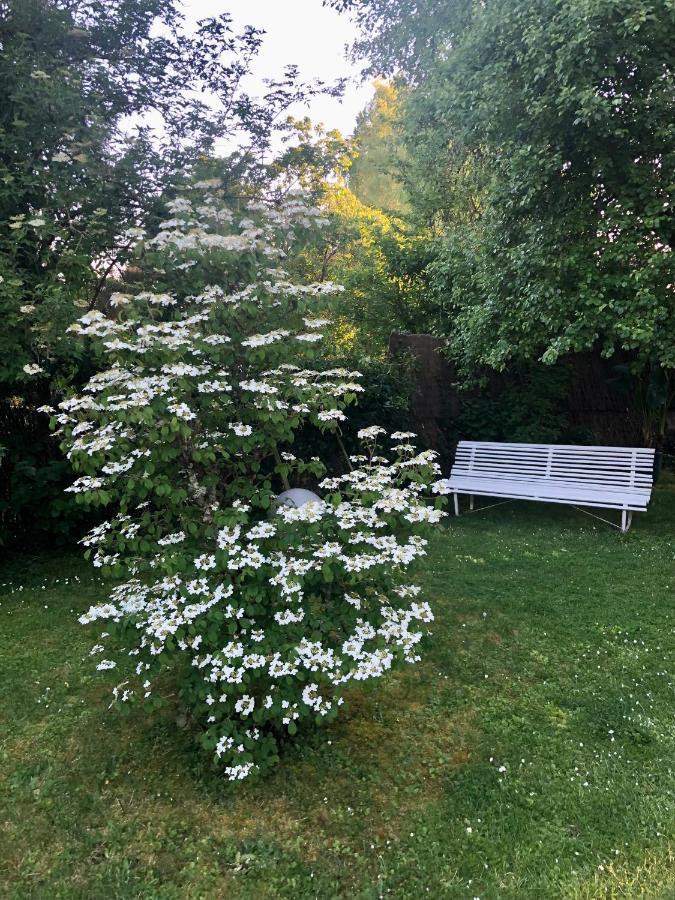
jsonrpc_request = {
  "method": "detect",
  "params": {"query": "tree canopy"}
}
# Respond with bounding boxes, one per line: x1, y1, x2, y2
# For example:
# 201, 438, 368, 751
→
331, 0, 675, 380
0, 0, 341, 542
348, 80, 409, 214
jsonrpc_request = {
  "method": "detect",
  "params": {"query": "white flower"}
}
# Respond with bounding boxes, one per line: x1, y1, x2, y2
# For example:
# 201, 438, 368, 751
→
65, 475, 104, 493
234, 694, 255, 716
275, 607, 305, 625
317, 409, 346, 422
230, 423, 253, 436
241, 329, 289, 348
167, 402, 196, 421
240, 379, 278, 395
197, 379, 231, 393
23, 363, 44, 375
247, 522, 276, 540
431, 479, 452, 495
357, 426, 386, 440
224, 762, 257, 781
216, 735, 234, 757
217, 525, 241, 548
277, 500, 329, 524
157, 531, 186, 546
109, 293, 132, 307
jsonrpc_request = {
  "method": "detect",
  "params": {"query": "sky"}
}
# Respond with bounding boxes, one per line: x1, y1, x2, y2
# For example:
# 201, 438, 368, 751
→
182, 0, 374, 144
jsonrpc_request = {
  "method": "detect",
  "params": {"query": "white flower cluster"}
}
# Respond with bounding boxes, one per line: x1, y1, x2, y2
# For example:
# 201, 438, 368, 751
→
53, 185, 446, 783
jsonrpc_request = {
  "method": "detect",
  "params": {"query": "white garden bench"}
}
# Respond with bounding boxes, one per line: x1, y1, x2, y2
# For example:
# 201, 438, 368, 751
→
446, 441, 655, 532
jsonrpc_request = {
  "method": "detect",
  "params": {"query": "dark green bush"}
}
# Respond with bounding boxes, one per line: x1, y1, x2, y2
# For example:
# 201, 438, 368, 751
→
453, 364, 577, 445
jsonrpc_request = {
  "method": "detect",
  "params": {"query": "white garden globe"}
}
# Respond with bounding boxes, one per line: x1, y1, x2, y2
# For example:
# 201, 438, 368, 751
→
276, 488, 322, 508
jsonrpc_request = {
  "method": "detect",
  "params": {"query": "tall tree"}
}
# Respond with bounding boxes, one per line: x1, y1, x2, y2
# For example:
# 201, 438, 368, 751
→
332, 0, 675, 434
416, 0, 675, 373
0, 0, 339, 543
325, 0, 473, 82
348, 80, 409, 214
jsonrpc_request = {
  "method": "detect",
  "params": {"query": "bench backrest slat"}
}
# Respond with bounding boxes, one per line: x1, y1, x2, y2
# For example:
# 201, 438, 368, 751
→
452, 441, 655, 491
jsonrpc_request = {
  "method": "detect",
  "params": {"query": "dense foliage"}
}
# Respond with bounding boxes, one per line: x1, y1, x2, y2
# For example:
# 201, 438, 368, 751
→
454, 365, 574, 445
326, 0, 473, 82
348, 81, 409, 214
50, 185, 446, 780
0, 0, 338, 543
332, 0, 674, 440
413, 0, 674, 372
5, 0, 674, 554
310, 185, 434, 349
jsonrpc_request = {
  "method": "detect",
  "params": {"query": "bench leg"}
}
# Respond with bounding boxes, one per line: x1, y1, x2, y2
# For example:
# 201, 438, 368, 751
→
470, 494, 474, 511
454, 492, 459, 516
621, 510, 633, 533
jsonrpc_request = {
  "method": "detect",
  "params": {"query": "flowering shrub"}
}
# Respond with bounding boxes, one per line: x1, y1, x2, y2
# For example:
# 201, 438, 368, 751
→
46, 182, 446, 781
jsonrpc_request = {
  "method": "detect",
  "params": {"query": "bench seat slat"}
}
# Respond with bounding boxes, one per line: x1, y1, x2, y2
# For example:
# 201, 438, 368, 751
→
453, 461, 652, 475
450, 471, 653, 488
454, 463, 653, 479
454, 440, 655, 453
453, 455, 654, 469
446, 476, 651, 510
454, 464, 653, 477
454, 447, 654, 458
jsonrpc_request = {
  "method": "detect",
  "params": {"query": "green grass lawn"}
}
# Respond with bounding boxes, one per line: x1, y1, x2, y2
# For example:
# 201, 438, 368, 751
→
1, 483, 674, 899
